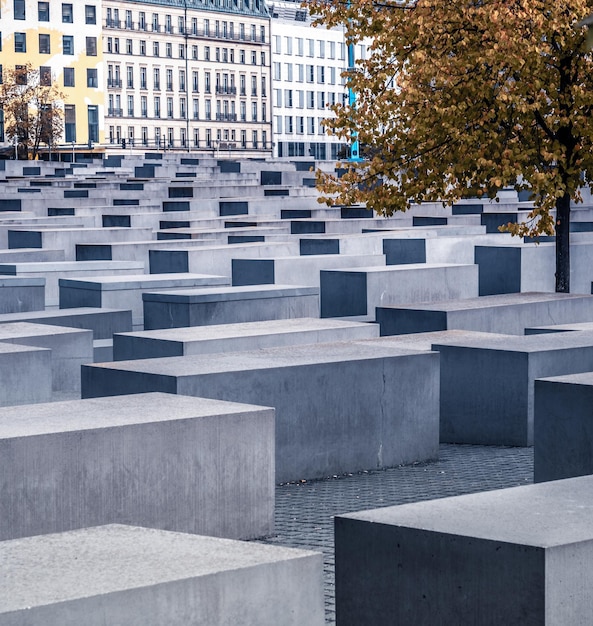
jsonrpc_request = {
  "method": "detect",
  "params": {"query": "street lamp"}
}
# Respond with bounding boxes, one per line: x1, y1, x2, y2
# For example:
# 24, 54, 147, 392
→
13, 136, 18, 160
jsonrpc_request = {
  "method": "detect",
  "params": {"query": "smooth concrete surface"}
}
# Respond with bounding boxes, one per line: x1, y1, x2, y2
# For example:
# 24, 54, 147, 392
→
0, 393, 274, 540
113, 317, 379, 360
376, 292, 593, 336
320, 263, 479, 321
0, 261, 145, 307
82, 342, 439, 483
335, 475, 593, 625
0, 524, 325, 626
0, 342, 52, 406
231, 253, 386, 287
434, 331, 593, 446
143, 284, 320, 330
534, 372, 593, 483
0, 277, 45, 313
526, 321, 593, 335
59, 273, 229, 328
0, 322, 92, 393
0, 307, 132, 340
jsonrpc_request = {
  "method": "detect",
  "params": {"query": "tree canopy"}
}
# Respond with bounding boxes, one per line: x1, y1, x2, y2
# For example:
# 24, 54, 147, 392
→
309, 0, 593, 291
0, 64, 64, 160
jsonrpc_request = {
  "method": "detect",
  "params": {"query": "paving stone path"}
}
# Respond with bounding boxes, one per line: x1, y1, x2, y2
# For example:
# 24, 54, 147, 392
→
261, 444, 534, 624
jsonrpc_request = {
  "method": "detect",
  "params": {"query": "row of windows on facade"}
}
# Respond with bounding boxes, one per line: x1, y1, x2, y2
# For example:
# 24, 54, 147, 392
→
275, 89, 344, 110
107, 93, 267, 122
107, 125, 268, 150
273, 63, 344, 85
272, 36, 346, 61
11, 1, 96, 24
107, 66, 267, 97
106, 9, 266, 43
10, 32, 98, 56
106, 37, 266, 66
275, 115, 330, 135
0, 104, 100, 145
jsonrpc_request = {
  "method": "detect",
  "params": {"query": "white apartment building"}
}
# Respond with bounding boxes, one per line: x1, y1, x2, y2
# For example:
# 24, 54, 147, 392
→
270, 0, 351, 160
102, 0, 272, 154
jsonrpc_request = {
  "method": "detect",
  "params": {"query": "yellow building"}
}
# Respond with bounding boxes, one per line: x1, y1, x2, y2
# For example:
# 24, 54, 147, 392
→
0, 0, 105, 154
102, 0, 272, 155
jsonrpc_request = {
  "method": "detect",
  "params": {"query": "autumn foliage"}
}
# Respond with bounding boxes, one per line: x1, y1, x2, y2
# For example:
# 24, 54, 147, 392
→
309, 0, 593, 291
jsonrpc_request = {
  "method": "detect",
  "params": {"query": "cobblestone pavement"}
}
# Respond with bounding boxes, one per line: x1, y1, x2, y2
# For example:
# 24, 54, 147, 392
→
259, 444, 534, 624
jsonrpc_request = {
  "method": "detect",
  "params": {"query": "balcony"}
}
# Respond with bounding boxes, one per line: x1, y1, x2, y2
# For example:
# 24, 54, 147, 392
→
107, 78, 122, 88
107, 108, 123, 117
216, 86, 237, 96
216, 113, 237, 122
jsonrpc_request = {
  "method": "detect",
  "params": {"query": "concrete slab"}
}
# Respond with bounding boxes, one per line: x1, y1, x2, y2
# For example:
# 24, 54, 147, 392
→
534, 371, 593, 482
0, 393, 274, 540
0, 524, 324, 626
143, 284, 320, 330
82, 342, 439, 483
0, 322, 92, 393
335, 475, 593, 625
320, 263, 479, 321
113, 317, 379, 360
0, 342, 52, 406
0, 277, 45, 313
433, 331, 593, 445
376, 292, 593, 336
59, 273, 230, 329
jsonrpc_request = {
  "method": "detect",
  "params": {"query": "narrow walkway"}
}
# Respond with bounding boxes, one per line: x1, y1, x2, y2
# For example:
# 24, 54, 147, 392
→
261, 444, 534, 624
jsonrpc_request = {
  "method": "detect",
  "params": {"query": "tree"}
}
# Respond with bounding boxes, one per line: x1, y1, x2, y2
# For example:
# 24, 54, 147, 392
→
309, 0, 593, 292
0, 64, 64, 160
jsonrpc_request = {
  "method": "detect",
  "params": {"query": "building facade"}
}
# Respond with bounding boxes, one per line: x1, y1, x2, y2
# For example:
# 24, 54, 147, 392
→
102, 0, 272, 155
0, 0, 105, 149
269, 0, 349, 160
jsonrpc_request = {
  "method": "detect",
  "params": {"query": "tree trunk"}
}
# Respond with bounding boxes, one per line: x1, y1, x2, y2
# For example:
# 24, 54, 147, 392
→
555, 192, 570, 293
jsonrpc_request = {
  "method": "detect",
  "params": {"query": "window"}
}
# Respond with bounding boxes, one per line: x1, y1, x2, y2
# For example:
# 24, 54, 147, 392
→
251, 101, 257, 121
307, 39, 314, 57
251, 75, 257, 96
285, 63, 293, 82
240, 49, 245, 64
251, 25, 256, 41
14, 0, 25, 19
317, 91, 325, 108
125, 10, 132, 28
284, 89, 293, 107
140, 40, 146, 56
15, 65, 27, 84
193, 128, 199, 146
329, 41, 336, 59
317, 66, 325, 83
261, 75, 266, 97
38, 1, 49, 21
260, 26, 266, 43
307, 65, 314, 83
215, 47, 220, 62
297, 116, 304, 134
140, 67, 147, 89
205, 72, 211, 93
307, 116, 315, 134
285, 116, 293, 133
240, 100, 246, 121
139, 12, 146, 30
296, 38, 304, 56
127, 95, 134, 116
274, 89, 282, 108
154, 96, 161, 117
14, 33, 26, 53
114, 38, 120, 54
153, 41, 159, 56
273, 62, 281, 81
85, 5, 96, 24
297, 90, 304, 108
204, 19, 210, 36
64, 104, 76, 142
192, 71, 199, 93
166, 42, 172, 58
152, 13, 159, 31
180, 97, 186, 119
166, 69, 173, 91
307, 91, 314, 108
39, 34, 50, 54
107, 37, 113, 53
87, 105, 99, 142
297, 64, 304, 82
153, 67, 160, 90
261, 103, 266, 122
167, 97, 173, 118
205, 99, 211, 120
86, 37, 97, 56
165, 14, 172, 33
284, 37, 293, 55
179, 69, 186, 91
252, 130, 257, 148
193, 98, 199, 119
191, 17, 197, 35
251, 51, 256, 65
204, 46, 210, 61
87, 68, 98, 88
179, 44, 185, 59
64, 67, 75, 87
142, 126, 148, 145
62, 3, 73, 22
126, 39, 133, 55
192, 45, 198, 60
39, 66, 51, 86
274, 35, 281, 54
318, 41, 325, 58
62, 35, 73, 55
126, 66, 133, 88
